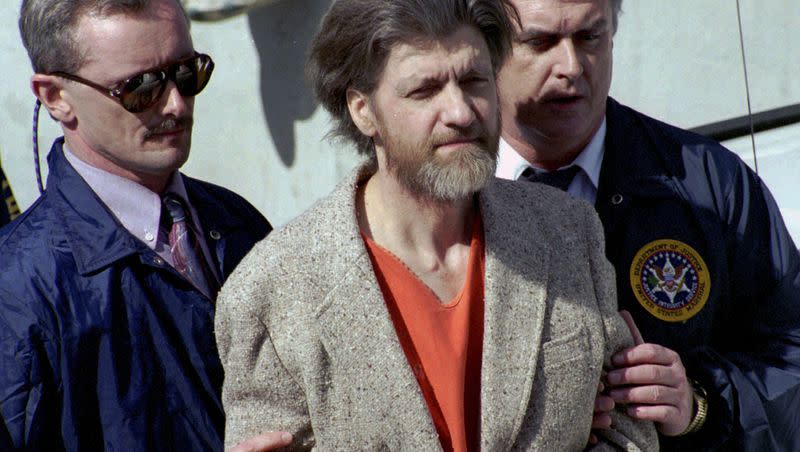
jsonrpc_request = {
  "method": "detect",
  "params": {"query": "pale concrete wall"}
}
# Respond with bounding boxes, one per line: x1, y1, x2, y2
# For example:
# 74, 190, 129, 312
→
1, 0, 797, 233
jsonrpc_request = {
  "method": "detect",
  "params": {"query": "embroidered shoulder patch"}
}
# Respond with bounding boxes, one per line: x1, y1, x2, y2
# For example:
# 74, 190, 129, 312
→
629, 239, 710, 322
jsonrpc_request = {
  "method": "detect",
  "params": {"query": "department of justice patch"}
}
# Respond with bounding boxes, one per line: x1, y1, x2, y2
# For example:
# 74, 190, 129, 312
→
629, 239, 710, 322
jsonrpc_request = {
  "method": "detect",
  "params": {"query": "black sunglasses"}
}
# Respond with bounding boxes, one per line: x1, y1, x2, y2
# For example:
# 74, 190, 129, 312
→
49, 53, 214, 113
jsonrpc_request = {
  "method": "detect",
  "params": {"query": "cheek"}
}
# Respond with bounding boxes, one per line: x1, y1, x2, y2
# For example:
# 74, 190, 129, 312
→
499, 57, 546, 97
473, 93, 498, 120
587, 54, 613, 89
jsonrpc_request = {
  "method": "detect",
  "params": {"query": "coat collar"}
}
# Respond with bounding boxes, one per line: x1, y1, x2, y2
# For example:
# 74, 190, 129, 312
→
46, 138, 143, 275
45, 138, 249, 277
313, 166, 548, 448
596, 98, 685, 233
600, 97, 683, 192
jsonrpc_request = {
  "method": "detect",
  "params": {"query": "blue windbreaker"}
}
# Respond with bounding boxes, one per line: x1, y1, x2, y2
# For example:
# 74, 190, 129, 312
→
0, 139, 270, 451
598, 98, 800, 451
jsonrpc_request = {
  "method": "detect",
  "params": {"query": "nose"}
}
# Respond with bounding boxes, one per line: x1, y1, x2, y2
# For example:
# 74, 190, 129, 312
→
160, 80, 190, 117
440, 84, 476, 128
553, 39, 583, 80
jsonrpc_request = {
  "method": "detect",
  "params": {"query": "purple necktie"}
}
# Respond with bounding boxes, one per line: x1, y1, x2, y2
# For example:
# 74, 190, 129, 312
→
163, 193, 217, 299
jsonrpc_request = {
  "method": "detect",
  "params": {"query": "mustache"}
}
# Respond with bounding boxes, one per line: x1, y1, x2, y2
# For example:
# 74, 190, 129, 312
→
143, 117, 193, 139
430, 126, 486, 147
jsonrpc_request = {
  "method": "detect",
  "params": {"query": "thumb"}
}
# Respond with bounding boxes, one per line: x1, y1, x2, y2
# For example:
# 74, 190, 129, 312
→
619, 310, 645, 345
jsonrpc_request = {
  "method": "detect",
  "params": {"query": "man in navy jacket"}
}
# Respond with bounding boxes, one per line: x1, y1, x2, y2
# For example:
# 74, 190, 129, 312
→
496, 0, 800, 450
0, 0, 271, 449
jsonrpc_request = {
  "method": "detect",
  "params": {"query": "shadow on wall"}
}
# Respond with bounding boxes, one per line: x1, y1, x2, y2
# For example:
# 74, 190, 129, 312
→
247, 0, 329, 167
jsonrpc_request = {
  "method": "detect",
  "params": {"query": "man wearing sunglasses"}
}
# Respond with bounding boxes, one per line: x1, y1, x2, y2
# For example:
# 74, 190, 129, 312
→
0, 0, 271, 450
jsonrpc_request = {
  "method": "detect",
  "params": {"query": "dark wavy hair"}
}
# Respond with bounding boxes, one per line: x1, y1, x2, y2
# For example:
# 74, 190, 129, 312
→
307, 0, 517, 157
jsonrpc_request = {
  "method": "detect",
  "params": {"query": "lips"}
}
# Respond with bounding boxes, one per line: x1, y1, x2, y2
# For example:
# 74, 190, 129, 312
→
440, 138, 479, 147
153, 127, 185, 136
541, 92, 585, 104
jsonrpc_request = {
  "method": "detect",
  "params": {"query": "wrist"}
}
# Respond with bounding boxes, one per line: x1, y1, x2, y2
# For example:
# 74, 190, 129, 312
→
678, 379, 708, 436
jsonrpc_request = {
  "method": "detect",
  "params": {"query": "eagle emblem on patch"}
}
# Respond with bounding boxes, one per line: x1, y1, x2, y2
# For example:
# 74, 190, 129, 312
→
629, 239, 710, 322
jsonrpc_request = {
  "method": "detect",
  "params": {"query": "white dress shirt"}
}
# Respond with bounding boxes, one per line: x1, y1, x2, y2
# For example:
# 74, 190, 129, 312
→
495, 118, 607, 205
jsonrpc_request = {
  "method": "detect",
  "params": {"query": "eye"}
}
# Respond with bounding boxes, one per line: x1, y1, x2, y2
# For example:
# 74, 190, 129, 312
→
407, 84, 437, 100
522, 35, 557, 51
578, 31, 602, 42
461, 75, 488, 88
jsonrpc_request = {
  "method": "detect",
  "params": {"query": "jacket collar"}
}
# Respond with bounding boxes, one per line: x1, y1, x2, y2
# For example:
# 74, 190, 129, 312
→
46, 138, 144, 275
596, 98, 685, 231
45, 138, 249, 277
600, 97, 684, 189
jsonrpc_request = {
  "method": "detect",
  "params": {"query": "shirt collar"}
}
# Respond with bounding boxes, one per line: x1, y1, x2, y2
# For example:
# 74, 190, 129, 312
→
496, 117, 607, 191
63, 145, 188, 251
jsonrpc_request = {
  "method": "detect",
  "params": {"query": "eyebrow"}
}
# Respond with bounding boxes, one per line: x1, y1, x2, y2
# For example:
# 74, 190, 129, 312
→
395, 64, 492, 95
517, 17, 609, 41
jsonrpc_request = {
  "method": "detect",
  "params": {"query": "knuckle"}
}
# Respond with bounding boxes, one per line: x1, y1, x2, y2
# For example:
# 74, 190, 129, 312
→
650, 385, 663, 404
646, 366, 660, 381
643, 345, 660, 361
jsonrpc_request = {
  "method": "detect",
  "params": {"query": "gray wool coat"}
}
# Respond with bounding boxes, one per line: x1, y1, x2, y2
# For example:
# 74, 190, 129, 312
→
215, 165, 658, 451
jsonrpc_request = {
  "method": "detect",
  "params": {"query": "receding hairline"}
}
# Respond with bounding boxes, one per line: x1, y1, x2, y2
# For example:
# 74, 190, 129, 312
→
70, 0, 192, 69
383, 26, 497, 94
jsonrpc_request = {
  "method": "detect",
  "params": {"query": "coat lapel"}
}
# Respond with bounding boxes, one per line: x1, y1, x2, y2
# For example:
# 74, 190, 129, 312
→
311, 164, 441, 449
316, 259, 442, 449
478, 181, 550, 449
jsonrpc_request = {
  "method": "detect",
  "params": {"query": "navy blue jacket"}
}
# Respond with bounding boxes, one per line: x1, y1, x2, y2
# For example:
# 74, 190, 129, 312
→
0, 139, 271, 451
597, 98, 800, 451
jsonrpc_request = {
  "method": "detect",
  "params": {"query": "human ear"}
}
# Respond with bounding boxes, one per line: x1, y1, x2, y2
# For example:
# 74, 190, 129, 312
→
31, 74, 75, 123
346, 88, 377, 138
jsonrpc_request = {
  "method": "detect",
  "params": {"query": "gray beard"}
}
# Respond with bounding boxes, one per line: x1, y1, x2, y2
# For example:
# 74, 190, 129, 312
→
386, 138, 498, 203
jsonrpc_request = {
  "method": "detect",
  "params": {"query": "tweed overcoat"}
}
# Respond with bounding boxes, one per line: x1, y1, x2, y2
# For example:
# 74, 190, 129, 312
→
216, 165, 657, 451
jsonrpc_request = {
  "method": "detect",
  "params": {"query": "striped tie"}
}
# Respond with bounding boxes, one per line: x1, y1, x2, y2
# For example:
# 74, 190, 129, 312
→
162, 193, 218, 299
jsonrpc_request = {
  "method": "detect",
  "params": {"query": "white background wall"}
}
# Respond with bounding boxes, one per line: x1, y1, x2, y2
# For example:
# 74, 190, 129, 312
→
0, 0, 797, 236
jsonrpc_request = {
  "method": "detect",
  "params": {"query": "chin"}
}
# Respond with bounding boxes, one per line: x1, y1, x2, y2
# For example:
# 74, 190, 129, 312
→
150, 147, 191, 173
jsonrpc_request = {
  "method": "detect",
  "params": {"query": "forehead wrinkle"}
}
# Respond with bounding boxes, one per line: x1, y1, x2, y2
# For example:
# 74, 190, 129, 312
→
515, 0, 609, 35
390, 41, 491, 93
72, 2, 192, 82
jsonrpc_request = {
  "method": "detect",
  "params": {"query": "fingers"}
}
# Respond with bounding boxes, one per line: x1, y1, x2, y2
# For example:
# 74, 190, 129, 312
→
593, 395, 614, 429
619, 310, 644, 345
612, 342, 681, 367
607, 363, 683, 387
605, 339, 694, 436
608, 382, 693, 435
228, 432, 293, 452
625, 404, 692, 437
605, 359, 694, 436
608, 384, 683, 407
592, 411, 613, 429
588, 380, 614, 446
594, 393, 615, 412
